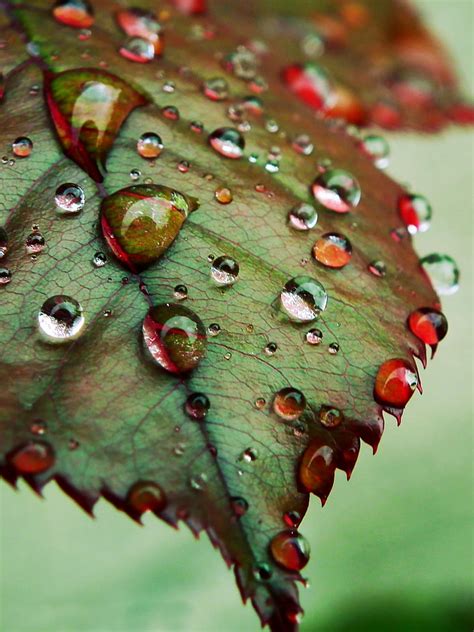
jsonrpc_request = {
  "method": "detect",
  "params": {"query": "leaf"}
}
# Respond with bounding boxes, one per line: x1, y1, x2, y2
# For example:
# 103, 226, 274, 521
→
0, 2, 453, 631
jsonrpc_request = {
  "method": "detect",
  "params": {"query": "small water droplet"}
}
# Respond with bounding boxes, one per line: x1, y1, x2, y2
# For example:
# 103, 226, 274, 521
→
358, 134, 390, 168
313, 233, 352, 268
92, 252, 107, 268
292, 134, 314, 156
312, 168, 361, 212
190, 120, 204, 133
270, 530, 310, 571
55, 182, 85, 214
52, 0, 94, 29
280, 276, 328, 323
223, 47, 257, 80
420, 253, 459, 295
189, 472, 208, 491
210, 255, 239, 286
119, 37, 155, 63
254, 397, 266, 410
241, 447, 258, 462
273, 387, 306, 421
265, 159, 279, 173
215, 187, 233, 204
328, 342, 339, 355
126, 481, 166, 515
203, 76, 229, 101
408, 308, 448, 347
265, 118, 279, 133
162, 80, 175, 93
12, 137, 33, 158
30, 420, 47, 435
368, 260, 386, 277
208, 323, 221, 336
208, 127, 245, 159
68, 438, 80, 450
38, 295, 85, 343
305, 328, 323, 345
224, 352, 232, 361
0, 267, 12, 285
319, 405, 344, 428
25, 231, 45, 255
283, 510, 301, 528
174, 442, 186, 456
299, 439, 336, 501
398, 193, 432, 234
253, 563, 273, 581
0, 227, 9, 259
288, 203, 318, 231
137, 132, 164, 159
230, 496, 249, 517
129, 168, 141, 181
265, 342, 278, 356
185, 392, 210, 420
282, 62, 334, 110
174, 284, 188, 300
161, 105, 180, 120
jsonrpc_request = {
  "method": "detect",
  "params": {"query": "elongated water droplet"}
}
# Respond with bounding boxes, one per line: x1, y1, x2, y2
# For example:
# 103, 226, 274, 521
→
143, 303, 207, 374
281, 63, 334, 110
299, 439, 336, 502
8, 441, 55, 474
38, 295, 85, 343
0, 227, 8, 259
398, 193, 432, 234
185, 392, 210, 420
280, 276, 328, 322
273, 387, 306, 421
374, 359, 418, 408
368, 260, 386, 277
208, 127, 245, 159
127, 481, 166, 515
52, 0, 94, 28
12, 137, 33, 158
137, 132, 164, 159
420, 253, 459, 296
312, 168, 361, 212
312, 232, 352, 268
210, 255, 239, 286
55, 183, 85, 214
116, 8, 164, 55
101, 184, 197, 272
288, 203, 318, 231
408, 308, 448, 347
270, 530, 310, 571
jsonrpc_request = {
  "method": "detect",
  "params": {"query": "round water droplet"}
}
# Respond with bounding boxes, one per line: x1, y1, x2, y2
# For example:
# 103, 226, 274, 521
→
190, 121, 204, 134
265, 159, 279, 173
408, 308, 448, 347
143, 303, 207, 374
208, 127, 245, 159
328, 342, 339, 355
374, 359, 418, 408
129, 169, 141, 181
273, 387, 306, 421
55, 183, 85, 214
241, 95, 264, 116
312, 168, 361, 212
174, 284, 188, 300
178, 160, 190, 173
265, 342, 278, 356
270, 530, 310, 571
0, 227, 9, 259
12, 136, 33, 158
162, 105, 180, 120
359, 134, 390, 168
292, 134, 314, 156
282, 62, 334, 111
223, 47, 257, 80
368, 260, 386, 277
283, 511, 301, 528
0, 267, 12, 285
319, 405, 344, 428
185, 392, 210, 420
137, 132, 164, 159
116, 8, 163, 55
280, 276, 328, 322
8, 441, 55, 474
52, 0, 94, 28
254, 397, 266, 410
305, 328, 322, 345
92, 252, 107, 267
210, 255, 239, 286
241, 447, 258, 462
30, 420, 47, 435
25, 231, 45, 255
208, 323, 221, 336
38, 295, 85, 343
203, 77, 229, 101
189, 473, 208, 491
215, 187, 233, 204
230, 496, 249, 517
313, 232, 352, 268
288, 203, 318, 231
299, 439, 336, 501
126, 481, 166, 515
420, 253, 459, 296
253, 563, 273, 581
398, 193, 432, 234
119, 37, 155, 63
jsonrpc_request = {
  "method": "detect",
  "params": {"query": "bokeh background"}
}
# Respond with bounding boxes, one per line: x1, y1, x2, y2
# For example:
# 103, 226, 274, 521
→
1, 1, 472, 631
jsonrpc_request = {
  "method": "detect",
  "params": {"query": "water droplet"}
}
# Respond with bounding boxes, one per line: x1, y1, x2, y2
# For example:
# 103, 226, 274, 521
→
288, 203, 318, 231
241, 447, 258, 462
25, 231, 45, 255
312, 169, 361, 212
224, 352, 232, 361
137, 132, 164, 159
208, 323, 221, 336
230, 496, 249, 517
54, 183, 85, 214
52, 0, 94, 28
319, 405, 344, 428
215, 187, 233, 204
265, 118, 279, 133
0, 267, 12, 285
0, 227, 9, 259
280, 276, 328, 322
185, 392, 210, 420
208, 127, 245, 159
241, 95, 264, 116
270, 530, 310, 571
126, 481, 166, 515
265, 342, 278, 356
305, 328, 323, 345
299, 439, 335, 501
313, 232, 352, 268
174, 442, 186, 456
253, 563, 273, 581
420, 253, 459, 296
368, 260, 386, 277
161, 105, 180, 120
190, 120, 204, 134
273, 387, 306, 421
203, 77, 229, 101
30, 420, 47, 435
173, 0, 207, 15
223, 47, 257, 80
92, 251, 107, 267
283, 511, 301, 528
174, 284, 188, 300
210, 255, 239, 286
408, 308, 448, 347
130, 169, 141, 181
359, 134, 389, 168
119, 37, 155, 63
143, 303, 207, 374
189, 473, 208, 491
12, 136, 33, 158
177, 160, 190, 173
162, 81, 175, 93
328, 342, 339, 355
116, 8, 163, 55
101, 184, 197, 272
374, 359, 418, 408
265, 159, 279, 173
254, 397, 266, 410
282, 62, 334, 110
292, 134, 314, 156
38, 295, 85, 343
398, 193, 432, 234
103, 309, 112, 318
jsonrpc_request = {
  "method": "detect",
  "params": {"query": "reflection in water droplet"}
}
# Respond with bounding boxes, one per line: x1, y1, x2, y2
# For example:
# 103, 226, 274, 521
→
283, 510, 301, 528
420, 253, 459, 296
305, 328, 322, 345
210, 255, 239, 286
328, 342, 339, 355
0, 227, 9, 259
312, 168, 361, 212
116, 8, 164, 55
398, 193, 432, 235
208, 127, 245, 159
292, 134, 314, 156
137, 132, 164, 159
282, 62, 334, 111
185, 392, 210, 420
215, 187, 233, 204
127, 481, 166, 515
230, 496, 249, 517
265, 342, 278, 356
38, 295, 85, 343
280, 276, 328, 322
273, 387, 306, 421
52, 0, 94, 28
408, 308, 448, 347
174, 284, 188, 300
241, 447, 258, 462
119, 37, 155, 63
92, 252, 107, 267
203, 77, 229, 101
374, 358, 418, 408
0, 267, 12, 285
313, 232, 352, 268
319, 405, 344, 428
358, 134, 390, 168
143, 303, 207, 374
299, 439, 336, 502
270, 530, 310, 571
25, 231, 45, 255
12, 137, 33, 158
368, 260, 386, 277
9, 441, 55, 474
55, 183, 85, 214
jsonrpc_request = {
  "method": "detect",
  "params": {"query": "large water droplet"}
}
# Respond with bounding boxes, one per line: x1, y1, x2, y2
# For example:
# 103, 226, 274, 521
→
420, 253, 459, 296
374, 359, 418, 408
270, 530, 310, 571
8, 441, 55, 474
12, 136, 33, 158
52, 0, 94, 28
210, 255, 239, 286
273, 387, 306, 421
126, 481, 166, 515
119, 37, 155, 63
398, 193, 432, 234
100, 184, 197, 272
312, 232, 352, 268
137, 132, 164, 159
408, 308, 448, 347
143, 303, 207, 374
280, 276, 328, 322
311, 168, 361, 212
55, 183, 85, 214
116, 8, 164, 55
281, 62, 334, 110
299, 439, 336, 502
38, 295, 85, 343
208, 127, 245, 159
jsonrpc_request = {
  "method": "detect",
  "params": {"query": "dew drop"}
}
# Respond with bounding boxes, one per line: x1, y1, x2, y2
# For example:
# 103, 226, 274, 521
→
185, 392, 210, 420
313, 232, 352, 268
328, 342, 339, 355
9, 441, 55, 474
420, 253, 459, 296
116, 8, 163, 55
374, 359, 418, 408
137, 132, 164, 159
253, 563, 273, 581
358, 134, 390, 168
178, 160, 190, 173
408, 308, 448, 347
55, 183, 85, 214
265, 118, 279, 133
241, 447, 258, 463
273, 387, 306, 421
126, 481, 166, 515
30, 420, 47, 435
129, 168, 141, 181
214, 187, 233, 204
25, 230, 45, 255
224, 352, 232, 361
208, 127, 245, 159
0, 227, 9, 259
280, 276, 328, 322
203, 77, 229, 101
283, 511, 301, 528
319, 405, 344, 428
265, 159, 279, 173
254, 397, 266, 410
174, 284, 188, 300
0, 267, 12, 285
265, 342, 278, 356
38, 295, 85, 343
210, 255, 239, 286
119, 37, 155, 63
288, 203, 318, 231
292, 134, 314, 156
299, 439, 336, 501
305, 328, 323, 345
190, 121, 204, 134
223, 47, 258, 80
368, 260, 386, 277
12, 136, 33, 158
189, 473, 208, 491
162, 105, 180, 120
398, 193, 432, 234
143, 303, 207, 374
282, 62, 334, 111
241, 95, 264, 116
92, 252, 107, 268
52, 0, 94, 28
270, 530, 310, 571
312, 168, 361, 212
208, 323, 221, 336
230, 496, 249, 517
162, 81, 176, 94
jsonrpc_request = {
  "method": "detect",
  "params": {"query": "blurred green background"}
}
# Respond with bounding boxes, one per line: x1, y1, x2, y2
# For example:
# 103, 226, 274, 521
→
1, 2, 472, 631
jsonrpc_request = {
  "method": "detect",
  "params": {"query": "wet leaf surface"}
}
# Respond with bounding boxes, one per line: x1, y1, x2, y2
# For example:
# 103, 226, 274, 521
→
0, 1, 457, 630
